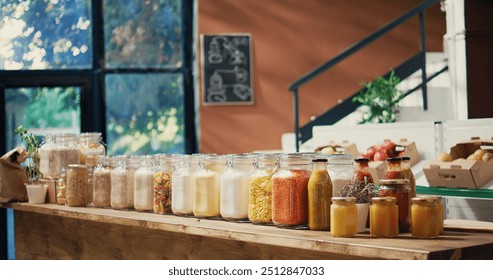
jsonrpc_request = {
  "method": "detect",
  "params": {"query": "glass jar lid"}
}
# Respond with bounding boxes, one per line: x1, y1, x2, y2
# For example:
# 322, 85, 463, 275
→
331, 196, 356, 202
371, 196, 397, 204
378, 179, 410, 186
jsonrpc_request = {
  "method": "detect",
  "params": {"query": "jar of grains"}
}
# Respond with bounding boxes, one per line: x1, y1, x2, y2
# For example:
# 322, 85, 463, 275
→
248, 153, 279, 225
370, 196, 399, 238
171, 154, 198, 216
52, 133, 80, 179
330, 196, 357, 237
193, 155, 226, 218
86, 166, 95, 206
56, 167, 67, 205
93, 156, 113, 208
308, 158, 332, 231
220, 154, 255, 221
134, 155, 154, 212
66, 164, 88, 207
327, 154, 353, 197
79, 132, 105, 168
39, 134, 55, 179
111, 156, 139, 210
411, 197, 440, 239
153, 154, 177, 214
378, 179, 411, 232
271, 153, 312, 228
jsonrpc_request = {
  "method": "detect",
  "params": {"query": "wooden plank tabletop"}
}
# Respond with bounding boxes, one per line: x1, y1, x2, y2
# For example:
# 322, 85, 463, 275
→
3, 202, 493, 260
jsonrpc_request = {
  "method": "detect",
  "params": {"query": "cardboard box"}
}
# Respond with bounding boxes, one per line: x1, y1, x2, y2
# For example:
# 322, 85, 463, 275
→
315, 140, 359, 156
423, 137, 493, 189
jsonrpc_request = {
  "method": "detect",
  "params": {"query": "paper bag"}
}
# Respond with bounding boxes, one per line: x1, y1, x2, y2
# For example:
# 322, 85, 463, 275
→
0, 147, 29, 202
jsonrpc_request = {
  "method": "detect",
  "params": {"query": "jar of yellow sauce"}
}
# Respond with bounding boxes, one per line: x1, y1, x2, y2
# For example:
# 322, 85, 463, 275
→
308, 158, 332, 231
370, 197, 398, 238
423, 195, 444, 234
330, 197, 357, 237
411, 197, 439, 238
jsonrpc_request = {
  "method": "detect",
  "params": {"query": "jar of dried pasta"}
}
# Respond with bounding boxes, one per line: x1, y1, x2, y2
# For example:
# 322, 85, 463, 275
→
248, 153, 279, 224
153, 154, 177, 214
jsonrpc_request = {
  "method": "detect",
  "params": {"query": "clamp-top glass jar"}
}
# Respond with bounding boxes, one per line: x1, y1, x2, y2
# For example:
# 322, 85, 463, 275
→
172, 154, 197, 216
271, 153, 312, 228
153, 154, 177, 214
134, 155, 154, 212
111, 156, 139, 210
193, 155, 226, 218
54, 133, 80, 178
248, 153, 279, 225
79, 132, 105, 168
93, 155, 113, 208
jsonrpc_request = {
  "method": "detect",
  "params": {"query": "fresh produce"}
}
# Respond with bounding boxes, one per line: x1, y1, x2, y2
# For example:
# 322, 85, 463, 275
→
483, 152, 493, 162
361, 140, 397, 161
438, 152, 452, 162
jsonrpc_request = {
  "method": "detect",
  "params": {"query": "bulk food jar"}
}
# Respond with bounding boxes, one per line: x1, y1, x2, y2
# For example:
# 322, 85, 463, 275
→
111, 156, 139, 210
93, 155, 113, 208
66, 164, 88, 207
248, 153, 279, 225
193, 155, 226, 218
39, 134, 55, 179
272, 153, 312, 228
153, 154, 177, 214
220, 154, 255, 221
134, 155, 154, 212
172, 154, 197, 216
79, 132, 105, 168
41, 133, 80, 179
327, 154, 353, 197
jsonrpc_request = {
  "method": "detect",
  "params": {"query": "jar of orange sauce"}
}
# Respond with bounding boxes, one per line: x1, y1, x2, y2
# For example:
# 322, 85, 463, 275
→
411, 197, 440, 238
330, 197, 357, 237
370, 197, 399, 238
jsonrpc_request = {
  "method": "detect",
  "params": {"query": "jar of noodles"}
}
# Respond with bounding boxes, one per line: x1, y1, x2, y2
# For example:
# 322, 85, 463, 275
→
153, 154, 177, 214
248, 153, 279, 225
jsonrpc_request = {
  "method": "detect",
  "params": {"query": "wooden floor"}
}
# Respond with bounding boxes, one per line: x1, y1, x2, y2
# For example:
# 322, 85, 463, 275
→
3, 203, 493, 260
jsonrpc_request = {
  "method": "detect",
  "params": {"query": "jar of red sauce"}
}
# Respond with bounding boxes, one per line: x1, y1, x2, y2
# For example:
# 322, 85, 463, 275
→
378, 179, 411, 233
384, 157, 405, 179
351, 158, 373, 185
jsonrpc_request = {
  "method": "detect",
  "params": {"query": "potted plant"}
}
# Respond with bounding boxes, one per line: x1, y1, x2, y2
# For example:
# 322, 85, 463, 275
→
15, 125, 47, 203
339, 181, 379, 233
352, 71, 403, 124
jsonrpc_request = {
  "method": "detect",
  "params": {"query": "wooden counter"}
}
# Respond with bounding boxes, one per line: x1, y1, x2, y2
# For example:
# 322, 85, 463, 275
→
3, 202, 493, 260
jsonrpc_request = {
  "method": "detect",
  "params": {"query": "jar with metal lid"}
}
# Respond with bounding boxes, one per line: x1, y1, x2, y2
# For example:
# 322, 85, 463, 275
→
93, 155, 112, 208
193, 155, 226, 218
327, 154, 353, 197
172, 154, 197, 216
111, 156, 139, 210
56, 167, 67, 205
308, 158, 332, 231
401, 156, 416, 198
248, 153, 279, 225
66, 164, 88, 207
220, 154, 255, 221
330, 196, 357, 237
134, 155, 154, 212
370, 197, 399, 237
272, 153, 312, 228
153, 154, 177, 214
411, 197, 440, 238
384, 157, 405, 179
378, 179, 411, 232
39, 134, 55, 178
351, 157, 373, 185
79, 132, 105, 168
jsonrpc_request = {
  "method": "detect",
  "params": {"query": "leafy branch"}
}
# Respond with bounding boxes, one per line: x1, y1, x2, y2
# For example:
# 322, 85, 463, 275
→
14, 125, 41, 184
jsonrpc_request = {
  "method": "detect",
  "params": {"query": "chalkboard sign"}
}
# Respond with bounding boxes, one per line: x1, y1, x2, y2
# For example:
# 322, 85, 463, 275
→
201, 34, 253, 105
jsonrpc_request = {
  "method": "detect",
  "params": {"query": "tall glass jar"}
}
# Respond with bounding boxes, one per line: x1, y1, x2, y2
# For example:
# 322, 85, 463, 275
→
220, 154, 255, 221
134, 155, 154, 212
193, 155, 226, 218
351, 157, 374, 185
272, 153, 312, 228
330, 196, 357, 237
411, 197, 440, 239
327, 154, 353, 197
401, 156, 416, 198
66, 164, 88, 207
153, 154, 176, 214
93, 156, 112, 208
39, 134, 55, 179
56, 167, 67, 205
172, 154, 197, 216
53, 133, 80, 179
378, 179, 411, 232
86, 166, 95, 206
248, 154, 279, 225
111, 156, 139, 210
79, 132, 105, 168
308, 158, 332, 231
370, 197, 399, 238
384, 157, 405, 179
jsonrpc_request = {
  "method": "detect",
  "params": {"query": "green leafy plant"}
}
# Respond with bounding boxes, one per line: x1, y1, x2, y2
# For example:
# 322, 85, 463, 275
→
14, 125, 41, 184
352, 71, 403, 124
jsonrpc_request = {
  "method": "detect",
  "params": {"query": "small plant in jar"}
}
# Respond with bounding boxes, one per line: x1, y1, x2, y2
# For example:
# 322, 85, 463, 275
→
14, 125, 41, 184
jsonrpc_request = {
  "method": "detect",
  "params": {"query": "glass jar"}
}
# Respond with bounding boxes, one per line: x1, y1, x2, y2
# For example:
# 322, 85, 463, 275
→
193, 155, 226, 218
370, 197, 399, 238
351, 157, 374, 185
327, 154, 353, 197
378, 179, 411, 232
171, 154, 197, 216
384, 157, 405, 179
66, 164, 88, 207
56, 167, 67, 205
79, 132, 105, 168
86, 166, 95, 206
330, 197, 357, 237
93, 156, 112, 208
271, 153, 312, 228
248, 153, 279, 225
411, 197, 440, 238
134, 155, 154, 212
153, 154, 176, 214
220, 154, 255, 221
308, 158, 332, 231
401, 156, 416, 198
111, 156, 139, 210
50, 133, 80, 179
39, 134, 55, 179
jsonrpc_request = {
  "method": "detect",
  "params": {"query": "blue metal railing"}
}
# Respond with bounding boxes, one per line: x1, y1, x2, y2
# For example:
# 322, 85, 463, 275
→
289, 0, 440, 152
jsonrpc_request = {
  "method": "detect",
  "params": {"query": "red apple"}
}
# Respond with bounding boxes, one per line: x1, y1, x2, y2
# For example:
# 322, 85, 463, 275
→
383, 141, 396, 156
375, 145, 383, 152
366, 146, 376, 159
374, 150, 388, 161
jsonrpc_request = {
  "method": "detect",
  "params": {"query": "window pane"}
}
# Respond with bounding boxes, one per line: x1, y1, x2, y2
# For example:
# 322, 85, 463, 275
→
0, 0, 92, 70
105, 73, 184, 155
5, 87, 81, 149
104, 0, 182, 69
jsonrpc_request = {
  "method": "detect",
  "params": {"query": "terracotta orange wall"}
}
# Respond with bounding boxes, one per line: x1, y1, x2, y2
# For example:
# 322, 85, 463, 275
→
198, 0, 445, 154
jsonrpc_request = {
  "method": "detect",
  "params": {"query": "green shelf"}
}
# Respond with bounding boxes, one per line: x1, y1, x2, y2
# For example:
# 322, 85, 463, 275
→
416, 185, 493, 199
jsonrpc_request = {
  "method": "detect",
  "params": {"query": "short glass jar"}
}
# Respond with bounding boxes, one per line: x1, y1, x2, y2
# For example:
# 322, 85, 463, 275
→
378, 179, 411, 233
411, 197, 440, 239
370, 196, 399, 238
66, 164, 88, 207
330, 196, 357, 237
248, 153, 278, 225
